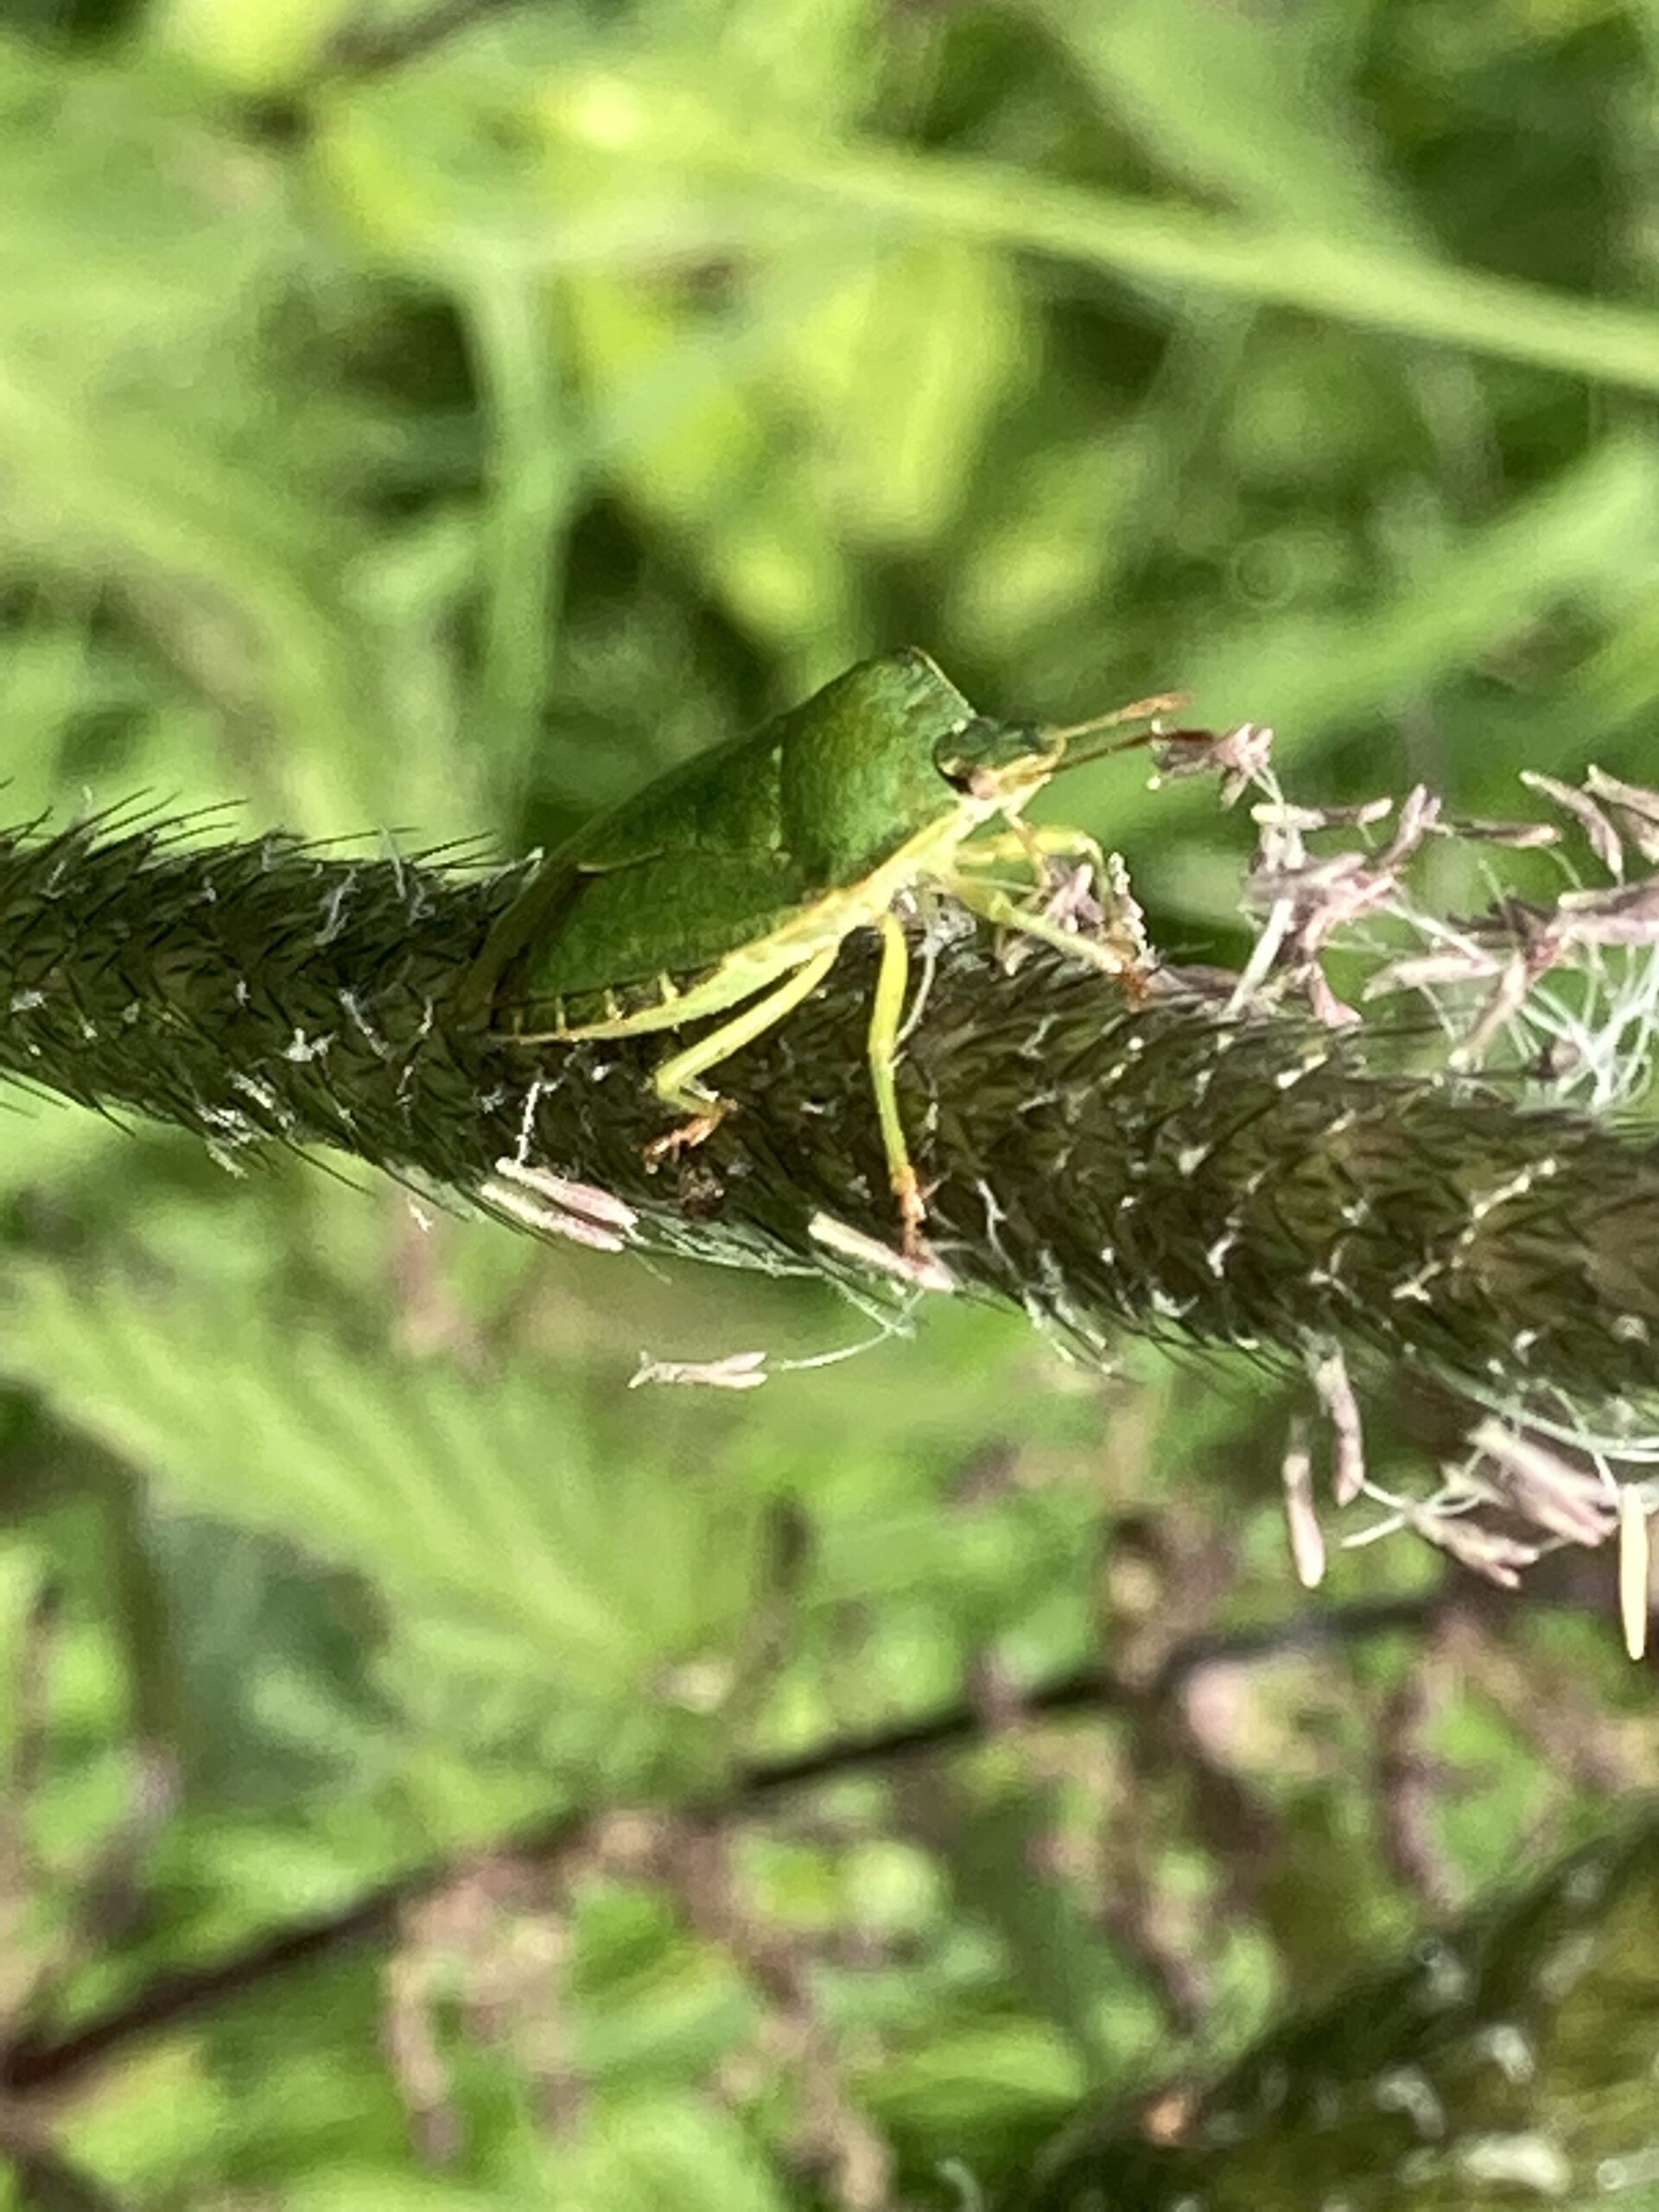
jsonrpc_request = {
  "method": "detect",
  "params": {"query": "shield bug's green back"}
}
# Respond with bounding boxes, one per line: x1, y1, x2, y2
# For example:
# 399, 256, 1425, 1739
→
471, 649, 994, 1020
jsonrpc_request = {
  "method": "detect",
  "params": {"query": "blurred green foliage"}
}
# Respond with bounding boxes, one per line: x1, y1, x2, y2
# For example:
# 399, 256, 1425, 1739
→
4, 0, 1659, 2204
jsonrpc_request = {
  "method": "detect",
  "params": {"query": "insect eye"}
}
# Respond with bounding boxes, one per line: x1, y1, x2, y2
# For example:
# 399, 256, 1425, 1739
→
932, 716, 1016, 791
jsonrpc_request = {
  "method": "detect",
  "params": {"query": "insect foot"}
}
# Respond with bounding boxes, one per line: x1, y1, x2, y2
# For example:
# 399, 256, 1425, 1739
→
642, 1098, 731, 1169
893, 1159, 931, 1263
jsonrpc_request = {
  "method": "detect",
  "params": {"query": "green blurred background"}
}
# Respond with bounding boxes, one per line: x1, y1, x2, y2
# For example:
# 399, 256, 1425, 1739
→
4, 0, 1659, 2205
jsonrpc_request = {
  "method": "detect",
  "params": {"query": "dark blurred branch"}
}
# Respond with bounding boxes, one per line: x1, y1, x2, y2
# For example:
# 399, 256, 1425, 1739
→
0, 1592, 1441, 2097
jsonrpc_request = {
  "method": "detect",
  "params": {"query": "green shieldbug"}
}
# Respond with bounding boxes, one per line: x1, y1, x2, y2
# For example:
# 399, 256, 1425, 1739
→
467, 649, 1179, 1252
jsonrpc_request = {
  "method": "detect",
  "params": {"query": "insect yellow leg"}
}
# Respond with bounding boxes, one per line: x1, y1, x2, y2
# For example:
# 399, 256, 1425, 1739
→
955, 823, 1106, 885
947, 871, 1147, 984
868, 912, 928, 1257
642, 945, 842, 1164
1020, 822, 1108, 870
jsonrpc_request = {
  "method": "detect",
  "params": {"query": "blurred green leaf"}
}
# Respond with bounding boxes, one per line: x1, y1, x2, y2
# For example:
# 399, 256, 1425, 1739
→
155, 0, 356, 92
560, 2094, 790, 2212
137, 1510, 388, 1806
1108, 435, 1659, 780
285, 2179, 518, 2212
532, 67, 1659, 392
0, 1264, 760, 1707
0, 40, 443, 830
917, 1779, 1160, 2086
1034, 0, 1408, 242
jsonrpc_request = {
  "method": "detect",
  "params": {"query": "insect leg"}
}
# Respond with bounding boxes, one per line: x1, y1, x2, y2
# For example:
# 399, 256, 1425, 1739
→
1021, 822, 1108, 869
954, 823, 1106, 885
868, 912, 929, 1258
643, 945, 841, 1163
947, 870, 1149, 985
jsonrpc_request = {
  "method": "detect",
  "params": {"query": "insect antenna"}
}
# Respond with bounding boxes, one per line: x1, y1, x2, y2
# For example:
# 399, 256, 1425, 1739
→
1042, 690, 1192, 769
